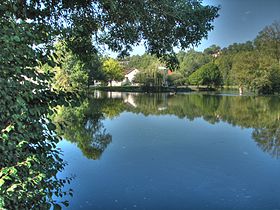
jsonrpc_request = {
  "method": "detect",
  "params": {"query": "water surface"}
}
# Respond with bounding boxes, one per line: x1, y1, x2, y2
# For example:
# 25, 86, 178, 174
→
54, 92, 280, 210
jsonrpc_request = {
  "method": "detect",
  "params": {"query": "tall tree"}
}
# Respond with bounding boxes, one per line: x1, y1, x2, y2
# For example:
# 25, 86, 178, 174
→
102, 58, 124, 86
215, 41, 255, 87
133, 59, 164, 88
255, 21, 280, 63
43, 42, 103, 91
177, 50, 212, 76
215, 54, 234, 86
231, 51, 259, 91
232, 51, 280, 94
50, 42, 89, 91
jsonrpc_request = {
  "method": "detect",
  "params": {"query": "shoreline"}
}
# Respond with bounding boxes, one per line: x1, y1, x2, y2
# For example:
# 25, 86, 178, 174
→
91, 86, 233, 93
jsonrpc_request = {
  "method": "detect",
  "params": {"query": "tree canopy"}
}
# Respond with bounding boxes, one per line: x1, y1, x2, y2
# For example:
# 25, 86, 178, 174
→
188, 63, 222, 87
255, 21, 280, 63
203, 44, 221, 55
102, 58, 124, 86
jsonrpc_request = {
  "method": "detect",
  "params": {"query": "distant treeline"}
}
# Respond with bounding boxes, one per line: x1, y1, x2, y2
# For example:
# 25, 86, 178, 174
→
45, 21, 280, 95
122, 21, 280, 94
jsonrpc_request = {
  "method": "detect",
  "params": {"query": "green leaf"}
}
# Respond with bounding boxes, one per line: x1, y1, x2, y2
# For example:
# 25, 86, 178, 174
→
14, 36, 20, 42
0, 178, 5, 187
2, 133, 8, 140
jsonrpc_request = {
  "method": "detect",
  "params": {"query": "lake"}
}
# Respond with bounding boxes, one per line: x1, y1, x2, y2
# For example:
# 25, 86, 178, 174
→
54, 92, 280, 210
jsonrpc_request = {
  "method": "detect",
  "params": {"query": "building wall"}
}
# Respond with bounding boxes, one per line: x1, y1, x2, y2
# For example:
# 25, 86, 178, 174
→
111, 69, 139, 86
111, 80, 122, 86
126, 69, 139, 83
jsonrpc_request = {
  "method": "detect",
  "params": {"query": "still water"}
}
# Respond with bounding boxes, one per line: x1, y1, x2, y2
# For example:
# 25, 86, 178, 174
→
55, 92, 280, 210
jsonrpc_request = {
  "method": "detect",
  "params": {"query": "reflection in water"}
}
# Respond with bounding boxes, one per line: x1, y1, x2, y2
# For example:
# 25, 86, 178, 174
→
53, 92, 280, 159
128, 93, 280, 158
253, 127, 280, 158
52, 97, 125, 159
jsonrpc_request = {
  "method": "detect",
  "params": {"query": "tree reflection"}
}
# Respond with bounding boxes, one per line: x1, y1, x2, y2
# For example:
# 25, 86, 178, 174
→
53, 92, 280, 159
125, 93, 280, 158
52, 97, 125, 159
253, 126, 280, 158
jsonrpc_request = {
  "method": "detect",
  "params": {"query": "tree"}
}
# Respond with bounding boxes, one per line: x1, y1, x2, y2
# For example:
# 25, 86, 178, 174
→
232, 51, 280, 94
225, 41, 254, 54
215, 54, 234, 86
0, 0, 219, 208
203, 44, 221, 55
102, 58, 124, 86
255, 21, 280, 63
231, 51, 258, 91
132, 59, 164, 88
47, 42, 104, 91
44, 42, 88, 92
0, 4, 73, 209
253, 55, 280, 94
167, 72, 185, 86
177, 50, 212, 76
214, 41, 256, 87
124, 54, 159, 70
188, 63, 222, 87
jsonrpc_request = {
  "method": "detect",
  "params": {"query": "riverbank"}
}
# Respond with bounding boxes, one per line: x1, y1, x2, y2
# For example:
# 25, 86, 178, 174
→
92, 85, 225, 93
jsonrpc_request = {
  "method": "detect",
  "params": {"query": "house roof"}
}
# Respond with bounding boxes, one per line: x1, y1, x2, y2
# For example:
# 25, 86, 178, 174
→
124, 68, 139, 75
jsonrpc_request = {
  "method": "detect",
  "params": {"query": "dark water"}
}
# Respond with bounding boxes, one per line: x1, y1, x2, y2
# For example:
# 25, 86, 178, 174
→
54, 92, 280, 210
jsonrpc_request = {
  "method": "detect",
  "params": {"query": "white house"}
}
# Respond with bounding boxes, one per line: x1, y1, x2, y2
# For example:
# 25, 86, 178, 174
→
111, 68, 139, 86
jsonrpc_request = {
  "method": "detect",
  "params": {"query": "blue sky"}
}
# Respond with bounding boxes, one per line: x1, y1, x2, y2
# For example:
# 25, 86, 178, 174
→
108, 0, 280, 57
199, 0, 280, 51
